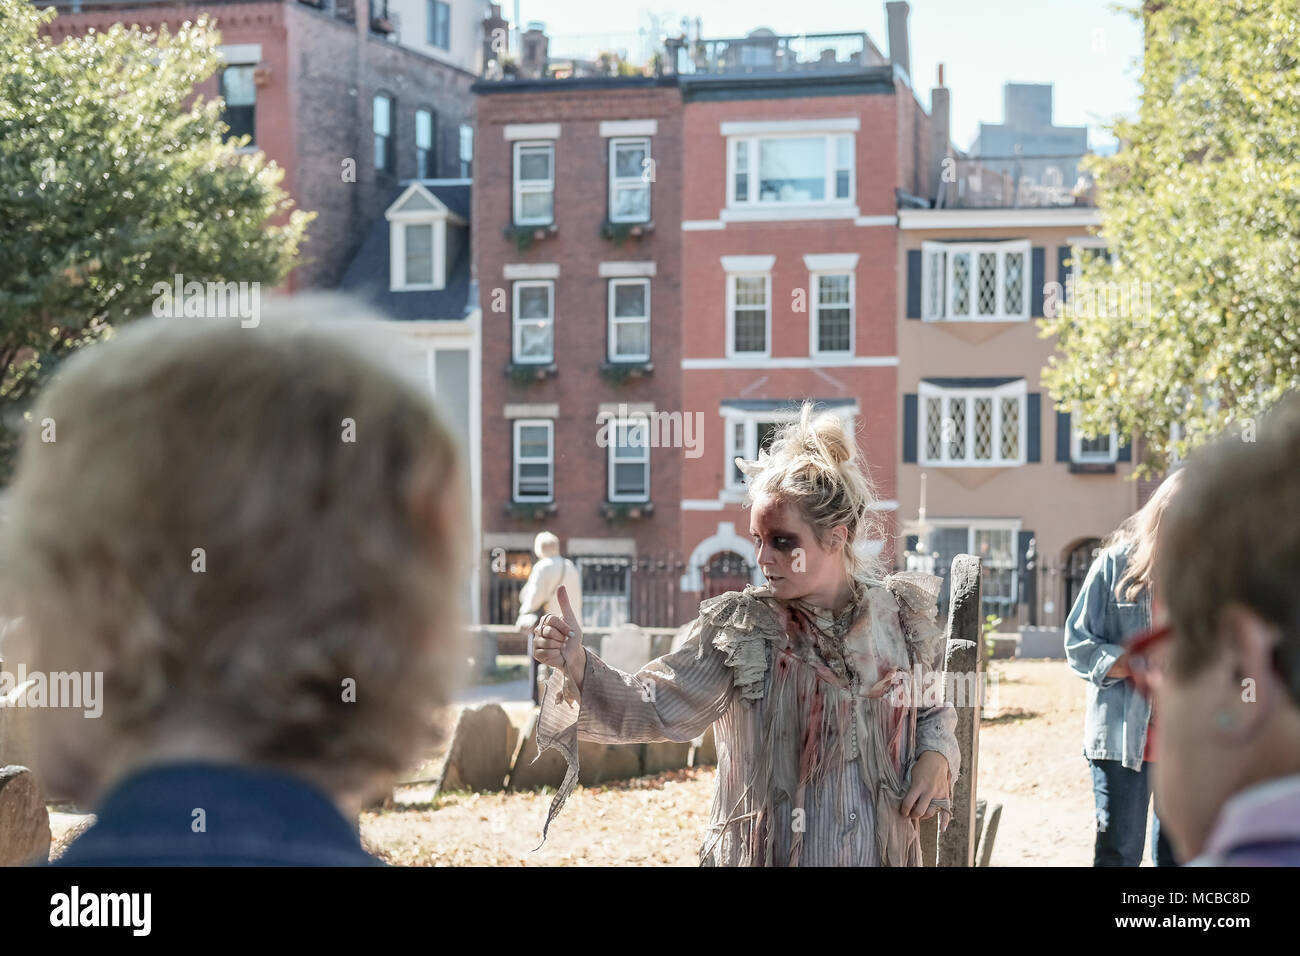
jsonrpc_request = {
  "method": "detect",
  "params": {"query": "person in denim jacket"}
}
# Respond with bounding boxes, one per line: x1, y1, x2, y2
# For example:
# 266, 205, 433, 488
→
1064, 470, 1185, 866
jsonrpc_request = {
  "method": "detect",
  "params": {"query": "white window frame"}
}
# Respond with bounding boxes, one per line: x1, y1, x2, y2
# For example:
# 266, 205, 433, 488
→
415, 108, 434, 178
809, 270, 855, 357
512, 279, 554, 364
725, 270, 772, 359
918, 380, 1028, 467
607, 418, 651, 503
607, 277, 651, 363
513, 140, 555, 226
723, 410, 800, 494
608, 136, 652, 224
726, 132, 855, 209
513, 419, 554, 502
386, 184, 454, 292
928, 517, 1021, 608
921, 239, 1032, 322
1070, 404, 1119, 465
373, 93, 393, 173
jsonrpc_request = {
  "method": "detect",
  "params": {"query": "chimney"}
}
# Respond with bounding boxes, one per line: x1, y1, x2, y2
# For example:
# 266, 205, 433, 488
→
482, 3, 509, 76
928, 63, 952, 203
886, 1, 911, 80
520, 21, 549, 78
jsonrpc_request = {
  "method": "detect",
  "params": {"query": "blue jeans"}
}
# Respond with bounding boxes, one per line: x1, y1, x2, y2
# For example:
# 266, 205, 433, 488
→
1089, 758, 1178, 866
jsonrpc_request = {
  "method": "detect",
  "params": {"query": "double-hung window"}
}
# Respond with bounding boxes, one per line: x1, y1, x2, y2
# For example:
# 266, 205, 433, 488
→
1071, 404, 1119, 465
513, 420, 553, 501
608, 419, 650, 502
512, 280, 554, 364
725, 416, 787, 492
608, 137, 651, 222
513, 141, 554, 225
608, 278, 650, 362
729, 133, 853, 206
919, 380, 1027, 467
922, 239, 1030, 321
428, 0, 450, 49
373, 93, 394, 173
415, 109, 435, 178
724, 261, 772, 357
811, 272, 854, 356
929, 520, 1020, 619
219, 65, 257, 146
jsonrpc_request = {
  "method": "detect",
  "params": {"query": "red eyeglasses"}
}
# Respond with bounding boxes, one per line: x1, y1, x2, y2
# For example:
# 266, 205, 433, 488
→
1126, 622, 1171, 700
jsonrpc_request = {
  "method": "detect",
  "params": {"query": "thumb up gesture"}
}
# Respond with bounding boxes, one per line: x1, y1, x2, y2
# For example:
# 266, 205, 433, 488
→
532, 585, 586, 687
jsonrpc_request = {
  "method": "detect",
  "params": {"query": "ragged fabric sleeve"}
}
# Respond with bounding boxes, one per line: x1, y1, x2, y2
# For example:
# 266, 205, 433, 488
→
884, 571, 962, 795
533, 588, 775, 844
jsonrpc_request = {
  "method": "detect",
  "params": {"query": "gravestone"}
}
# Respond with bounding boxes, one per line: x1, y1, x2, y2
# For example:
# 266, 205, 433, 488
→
0, 766, 51, 866
504, 712, 567, 791
434, 703, 518, 796
600, 623, 651, 675
937, 554, 984, 868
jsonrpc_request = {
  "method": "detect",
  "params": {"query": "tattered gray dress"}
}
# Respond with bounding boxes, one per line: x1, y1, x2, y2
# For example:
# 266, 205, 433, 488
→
535, 571, 962, 866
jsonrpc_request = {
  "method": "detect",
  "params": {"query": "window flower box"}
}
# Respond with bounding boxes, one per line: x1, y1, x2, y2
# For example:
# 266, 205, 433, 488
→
600, 501, 654, 522
598, 361, 654, 386
503, 222, 557, 253
506, 362, 557, 386
508, 501, 558, 521
599, 219, 654, 246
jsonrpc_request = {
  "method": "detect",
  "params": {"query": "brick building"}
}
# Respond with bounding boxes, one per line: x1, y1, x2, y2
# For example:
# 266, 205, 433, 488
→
473, 75, 685, 626
473, 2, 944, 627
40, 0, 483, 289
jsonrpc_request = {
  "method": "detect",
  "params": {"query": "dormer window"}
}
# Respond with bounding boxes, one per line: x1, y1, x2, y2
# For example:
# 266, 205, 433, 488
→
385, 182, 466, 292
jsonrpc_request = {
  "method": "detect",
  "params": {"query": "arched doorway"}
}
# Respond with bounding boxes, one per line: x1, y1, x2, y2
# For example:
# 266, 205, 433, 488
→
701, 550, 754, 599
1063, 538, 1102, 621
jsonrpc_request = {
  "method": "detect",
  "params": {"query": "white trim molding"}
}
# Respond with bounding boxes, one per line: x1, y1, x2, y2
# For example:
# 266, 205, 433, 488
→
504, 403, 559, 419
217, 43, 262, 63
720, 255, 776, 272
855, 214, 898, 227
504, 122, 560, 141
503, 263, 559, 280
683, 220, 727, 231
721, 204, 859, 223
600, 119, 658, 137
683, 356, 898, 370
803, 253, 859, 272
598, 260, 657, 278
899, 208, 1103, 229
681, 521, 765, 592
720, 117, 860, 136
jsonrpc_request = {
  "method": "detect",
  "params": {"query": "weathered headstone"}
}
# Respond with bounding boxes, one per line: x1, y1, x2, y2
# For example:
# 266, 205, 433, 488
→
505, 711, 568, 791
600, 623, 651, 675
937, 554, 983, 867
689, 725, 717, 767
642, 740, 690, 775
0, 766, 51, 866
434, 703, 518, 796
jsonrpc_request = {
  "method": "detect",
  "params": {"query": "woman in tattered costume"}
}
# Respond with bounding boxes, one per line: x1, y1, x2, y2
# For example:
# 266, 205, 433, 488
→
532, 403, 960, 866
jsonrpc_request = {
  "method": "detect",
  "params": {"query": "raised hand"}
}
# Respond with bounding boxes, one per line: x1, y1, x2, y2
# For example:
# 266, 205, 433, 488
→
532, 585, 586, 687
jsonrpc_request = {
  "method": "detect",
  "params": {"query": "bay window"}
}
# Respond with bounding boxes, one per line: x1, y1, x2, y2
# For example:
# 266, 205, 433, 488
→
922, 239, 1030, 321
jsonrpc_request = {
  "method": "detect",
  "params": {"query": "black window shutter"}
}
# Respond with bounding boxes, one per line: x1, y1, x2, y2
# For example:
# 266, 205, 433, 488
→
1117, 435, 1132, 461
1056, 410, 1072, 462
1027, 392, 1041, 462
1031, 246, 1046, 317
1058, 245, 1072, 303
905, 534, 919, 552
1018, 530, 1037, 625
903, 394, 918, 462
906, 250, 922, 319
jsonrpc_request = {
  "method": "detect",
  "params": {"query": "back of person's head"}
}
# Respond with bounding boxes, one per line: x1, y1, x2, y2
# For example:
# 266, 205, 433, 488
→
738, 401, 883, 596
1153, 393, 1300, 859
2, 299, 468, 808
1158, 396, 1300, 703
534, 531, 560, 559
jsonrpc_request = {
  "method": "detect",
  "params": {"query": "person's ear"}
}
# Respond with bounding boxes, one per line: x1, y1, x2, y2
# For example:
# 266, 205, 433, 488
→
1215, 603, 1282, 741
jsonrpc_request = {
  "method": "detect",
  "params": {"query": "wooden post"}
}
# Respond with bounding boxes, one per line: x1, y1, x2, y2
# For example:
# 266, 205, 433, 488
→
938, 553, 983, 867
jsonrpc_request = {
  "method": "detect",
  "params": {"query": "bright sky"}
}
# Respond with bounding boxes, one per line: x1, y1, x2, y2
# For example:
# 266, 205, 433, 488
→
512, 0, 1144, 152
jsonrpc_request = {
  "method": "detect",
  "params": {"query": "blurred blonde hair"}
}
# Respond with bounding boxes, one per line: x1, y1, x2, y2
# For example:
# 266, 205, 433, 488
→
2, 298, 468, 805
738, 402, 884, 600
1104, 467, 1186, 602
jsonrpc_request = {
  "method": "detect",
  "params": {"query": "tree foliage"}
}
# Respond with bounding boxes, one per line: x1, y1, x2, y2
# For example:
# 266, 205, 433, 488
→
0, 0, 312, 478
1040, 0, 1300, 473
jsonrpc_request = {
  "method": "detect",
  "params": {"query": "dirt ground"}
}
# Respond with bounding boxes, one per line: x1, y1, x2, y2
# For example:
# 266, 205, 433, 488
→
358, 659, 1126, 867
47, 659, 1134, 866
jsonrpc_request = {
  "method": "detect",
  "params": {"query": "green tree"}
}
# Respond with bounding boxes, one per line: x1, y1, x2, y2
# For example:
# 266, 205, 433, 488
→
1040, 0, 1300, 473
0, 0, 312, 478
